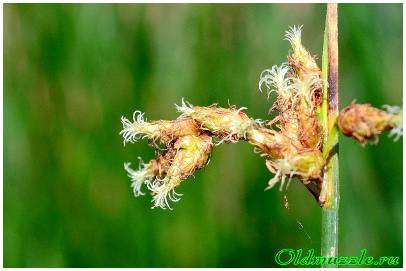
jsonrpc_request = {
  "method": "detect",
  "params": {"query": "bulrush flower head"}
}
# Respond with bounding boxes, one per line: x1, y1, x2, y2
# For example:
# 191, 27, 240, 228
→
176, 99, 254, 144
338, 103, 403, 144
124, 134, 213, 210
150, 134, 212, 209
285, 25, 320, 79
258, 26, 324, 153
121, 24, 401, 211
120, 109, 200, 146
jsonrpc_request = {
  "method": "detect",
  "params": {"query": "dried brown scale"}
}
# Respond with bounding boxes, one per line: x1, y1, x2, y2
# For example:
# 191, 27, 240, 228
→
271, 94, 322, 150
290, 78, 323, 150
268, 90, 300, 146
150, 148, 177, 179
288, 54, 321, 80
147, 118, 201, 146
246, 126, 298, 159
246, 126, 324, 188
128, 134, 213, 210
311, 83, 323, 108
297, 109, 322, 149
270, 107, 302, 148
149, 134, 213, 209
157, 118, 202, 145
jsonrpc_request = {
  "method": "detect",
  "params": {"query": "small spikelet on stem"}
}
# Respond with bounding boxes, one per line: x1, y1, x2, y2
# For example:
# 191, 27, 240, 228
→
137, 134, 213, 210
177, 100, 254, 143
120, 109, 201, 146
338, 103, 403, 144
285, 25, 321, 79
246, 126, 297, 159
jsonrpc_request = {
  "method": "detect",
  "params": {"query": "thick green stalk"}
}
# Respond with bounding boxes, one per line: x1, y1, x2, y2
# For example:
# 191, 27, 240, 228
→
320, 3, 340, 267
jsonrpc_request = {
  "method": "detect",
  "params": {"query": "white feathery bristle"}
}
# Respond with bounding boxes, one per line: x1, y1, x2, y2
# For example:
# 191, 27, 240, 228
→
389, 126, 403, 141
259, 64, 295, 99
284, 25, 303, 50
383, 105, 401, 115
265, 158, 297, 192
148, 177, 182, 210
383, 105, 403, 141
265, 170, 281, 191
119, 110, 148, 145
175, 98, 195, 117
236, 106, 248, 113
254, 119, 265, 125
124, 159, 153, 197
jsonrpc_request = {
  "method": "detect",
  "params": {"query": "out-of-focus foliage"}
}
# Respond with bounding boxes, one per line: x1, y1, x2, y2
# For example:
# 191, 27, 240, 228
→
4, 4, 402, 267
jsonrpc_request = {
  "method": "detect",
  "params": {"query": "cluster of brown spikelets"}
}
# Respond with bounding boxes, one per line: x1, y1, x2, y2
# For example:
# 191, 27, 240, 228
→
120, 26, 402, 210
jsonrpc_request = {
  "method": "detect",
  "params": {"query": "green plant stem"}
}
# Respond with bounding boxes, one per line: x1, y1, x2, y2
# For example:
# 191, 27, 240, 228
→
321, 3, 340, 267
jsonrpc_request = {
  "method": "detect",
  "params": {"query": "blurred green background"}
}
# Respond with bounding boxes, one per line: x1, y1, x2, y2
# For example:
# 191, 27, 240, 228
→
4, 3, 402, 267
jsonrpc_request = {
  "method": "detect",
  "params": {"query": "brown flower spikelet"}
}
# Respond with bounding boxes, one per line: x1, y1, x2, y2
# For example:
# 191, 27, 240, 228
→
261, 26, 323, 151
285, 26, 323, 149
338, 103, 401, 143
148, 134, 213, 209
120, 111, 200, 146
246, 126, 298, 159
176, 100, 254, 143
285, 25, 321, 80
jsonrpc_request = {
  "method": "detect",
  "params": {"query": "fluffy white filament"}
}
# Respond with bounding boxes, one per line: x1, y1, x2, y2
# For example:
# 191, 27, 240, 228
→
383, 105, 403, 141
284, 25, 303, 52
175, 98, 195, 117
120, 111, 149, 145
124, 159, 184, 210
259, 64, 295, 99
124, 159, 154, 197
147, 177, 182, 210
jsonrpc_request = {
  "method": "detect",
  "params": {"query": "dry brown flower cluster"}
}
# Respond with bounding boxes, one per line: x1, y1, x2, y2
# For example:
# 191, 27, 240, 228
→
120, 26, 402, 210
